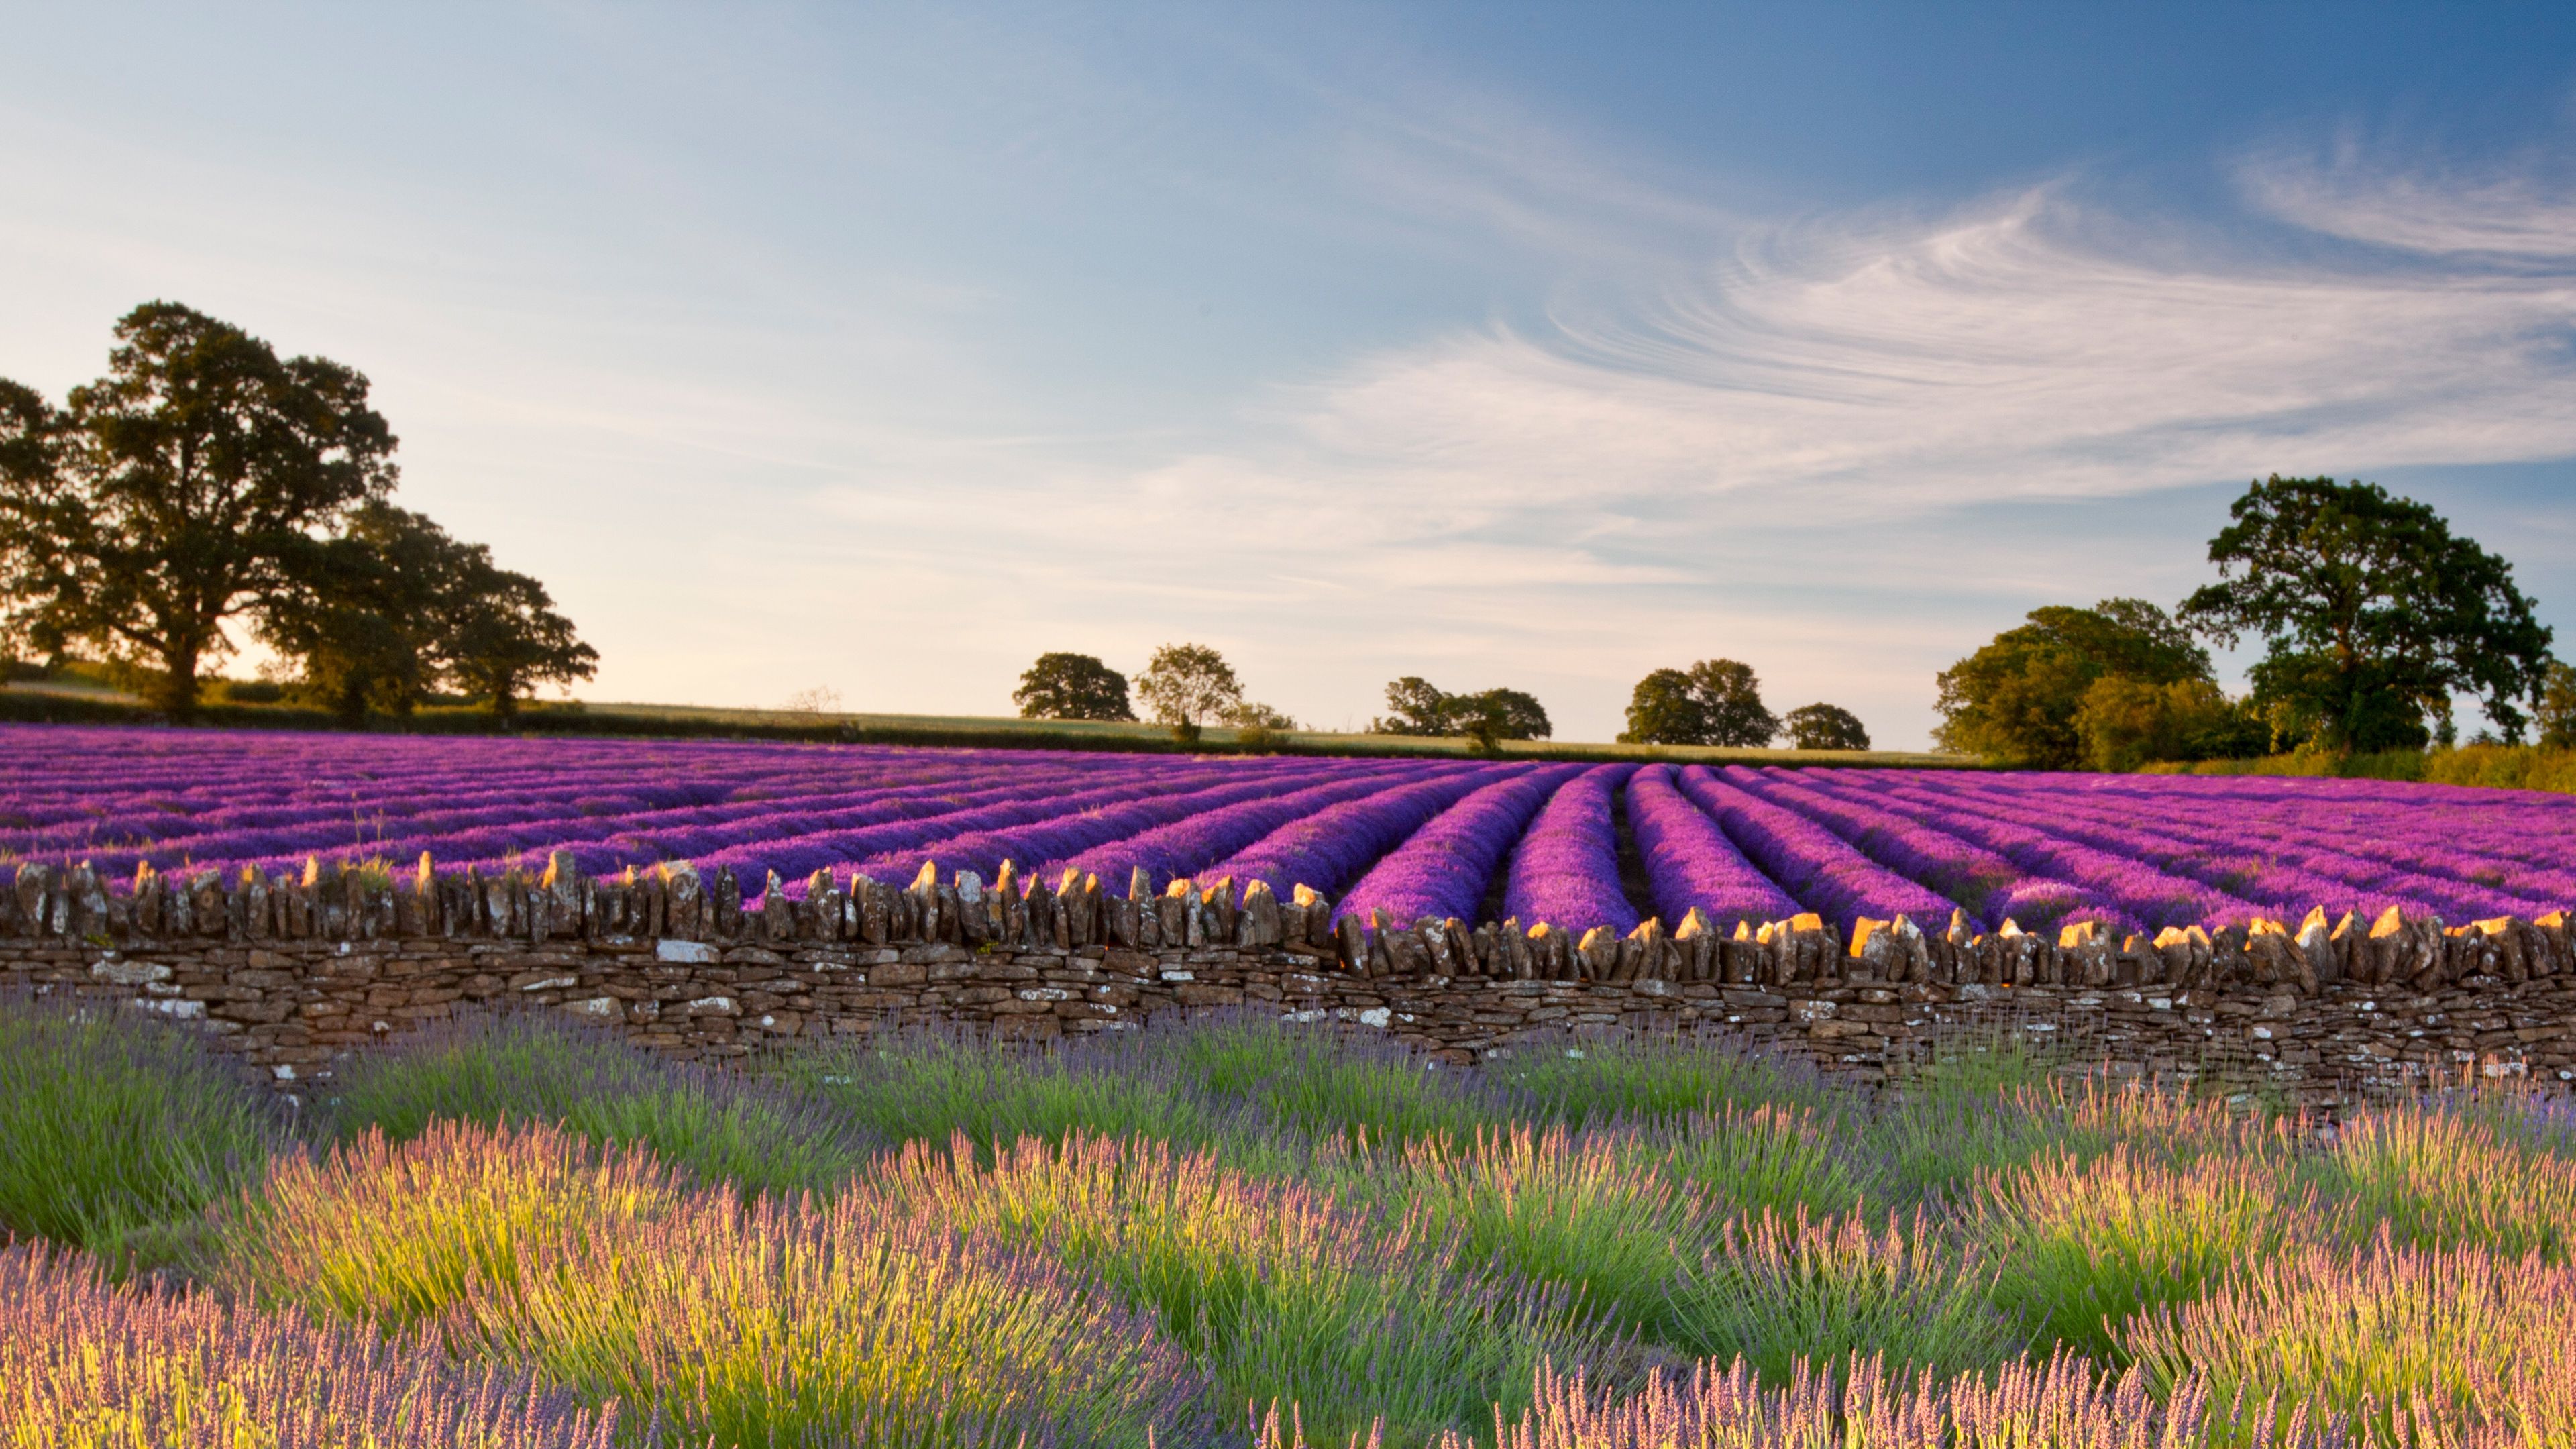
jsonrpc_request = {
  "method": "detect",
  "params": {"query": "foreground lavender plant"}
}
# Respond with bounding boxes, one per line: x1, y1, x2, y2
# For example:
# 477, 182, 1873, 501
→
2124, 1231, 2576, 1446
0, 1242, 627, 1449
1251, 1354, 2326, 1449
213, 1118, 1203, 1449
0, 988, 284, 1259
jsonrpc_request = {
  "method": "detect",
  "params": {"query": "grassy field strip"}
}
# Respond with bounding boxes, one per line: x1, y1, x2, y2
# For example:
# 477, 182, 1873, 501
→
5, 995, 2575, 1446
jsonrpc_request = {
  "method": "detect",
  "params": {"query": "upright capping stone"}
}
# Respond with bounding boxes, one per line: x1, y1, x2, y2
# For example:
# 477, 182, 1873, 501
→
1674, 907, 1714, 981
993, 861, 1024, 944
1202, 876, 1237, 944
955, 871, 990, 945
2526, 911, 2565, 976
754, 870, 789, 941
1468, 921, 1499, 976
1617, 917, 1663, 981
1157, 880, 1191, 949
1018, 871, 1053, 951
710, 865, 743, 941
1283, 883, 1321, 948
1334, 912, 1369, 974
2293, 906, 2335, 988
1853, 914, 1927, 983
904, 862, 940, 943
1240, 879, 1282, 947
1527, 920, 1570, 981
662, 861, 705, 940
1574, 925, 1618, 981
807, 869, 843, 943
64, 863, 105, 941
850, 872, 886, 945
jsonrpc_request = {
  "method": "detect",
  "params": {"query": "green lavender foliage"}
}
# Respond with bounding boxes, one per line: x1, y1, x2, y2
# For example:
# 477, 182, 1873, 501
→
0, 989, 284, 1263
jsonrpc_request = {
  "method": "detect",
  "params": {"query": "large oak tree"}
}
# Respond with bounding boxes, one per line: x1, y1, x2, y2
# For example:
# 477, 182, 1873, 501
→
2180, 476, 2551, 750
0, 303, 396, 720
1934, 599, 2212, 768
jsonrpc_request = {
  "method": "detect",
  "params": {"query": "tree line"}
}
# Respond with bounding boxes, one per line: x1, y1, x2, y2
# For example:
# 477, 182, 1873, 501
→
0, 303, 596, 724
1018, 647, 1873, 753
1022, 475, 2567, 769
1936, 475, 2567, 769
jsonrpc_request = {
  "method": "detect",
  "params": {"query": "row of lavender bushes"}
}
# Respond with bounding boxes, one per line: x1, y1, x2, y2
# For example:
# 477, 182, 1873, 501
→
6, 989, 2575, 1448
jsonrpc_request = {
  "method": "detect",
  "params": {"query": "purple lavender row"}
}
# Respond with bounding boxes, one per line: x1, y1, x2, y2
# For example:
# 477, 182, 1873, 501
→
847, 763, 1373, 887
1721, 767, 2086, 930
0, 732, 992, 843
698, 775, 1228, 888
1626, 765, 1800, 931
1504, 763, 1643, 936
2006, 771, 2576, 879
1046, 763, 1462, 894
1945, 775, 2561, 921
0, 741, 1049, 871
209, 772, 1030, 876
1801, 774, 2261, 932
1334, 765, 1587, 928
2039, 776, 2576, 903
1674, 767, 1956, 932
1197, 763, 1521, 902
201, 767, 1116, 883
1898, 775, 2517, 924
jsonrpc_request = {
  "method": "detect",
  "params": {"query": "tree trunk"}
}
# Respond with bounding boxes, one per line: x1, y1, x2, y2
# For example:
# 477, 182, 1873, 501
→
155, 644, 201, 723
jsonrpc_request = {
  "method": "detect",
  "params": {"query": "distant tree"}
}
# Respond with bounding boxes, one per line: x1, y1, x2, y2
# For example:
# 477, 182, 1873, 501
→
1620, 668, 1702, 745
1619, 659, 1776, 747
1135, 642, 1242, 744
1935, 600, 2211, 768
0, 303, 396, 720
2070, 676, 2247, 771
441, 553, 596, 719
1372, 677, 1551, 743
1223, 699, 1298, 731
258, 502, 460, 724
1783, 702, 1870, 751
2179, 476, 2552, 752
1372, 676, 1451, 736
2538, 661, 2576, 750
1455, 687, 1551, 742
1014, 652, 1135, 722
1687, 660, 1776, 747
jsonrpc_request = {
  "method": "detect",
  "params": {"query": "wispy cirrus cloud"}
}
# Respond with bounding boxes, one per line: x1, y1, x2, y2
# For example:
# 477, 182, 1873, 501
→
1270, 160, 2576, 536
2237, 139, 2576, 262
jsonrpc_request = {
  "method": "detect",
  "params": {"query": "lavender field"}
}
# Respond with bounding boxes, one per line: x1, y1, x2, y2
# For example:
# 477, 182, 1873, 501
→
7, 723, 2575, 941
8, 994, 2576, 1448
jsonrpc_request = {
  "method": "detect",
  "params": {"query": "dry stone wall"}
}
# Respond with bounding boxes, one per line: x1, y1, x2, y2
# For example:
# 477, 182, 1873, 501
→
5, 855, 2573, 1102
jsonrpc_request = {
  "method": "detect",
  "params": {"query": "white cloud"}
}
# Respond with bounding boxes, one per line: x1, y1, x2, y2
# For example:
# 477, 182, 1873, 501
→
1279, 177, 2576, 530
2238, 140, 2576, 261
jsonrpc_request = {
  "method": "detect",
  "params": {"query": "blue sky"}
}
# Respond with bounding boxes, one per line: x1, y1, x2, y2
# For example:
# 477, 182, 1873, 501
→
6, 3, 2575, 745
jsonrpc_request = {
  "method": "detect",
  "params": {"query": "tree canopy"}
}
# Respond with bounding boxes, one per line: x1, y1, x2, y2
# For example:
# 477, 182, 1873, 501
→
1013, 652, 1135, 722
0, 302, 397, 719
2179, 475, 2553, 751
1134, 643, 1242, 743
1619, 659, 1776, 747
1, 303, 596, 724
258, 502, 459, 724
439, 553, 596, 719
1934, 600, 2213, 768
1372, 676, 1450, 736
1783, 702, 1870, 751
1371, 676, 1550, 743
